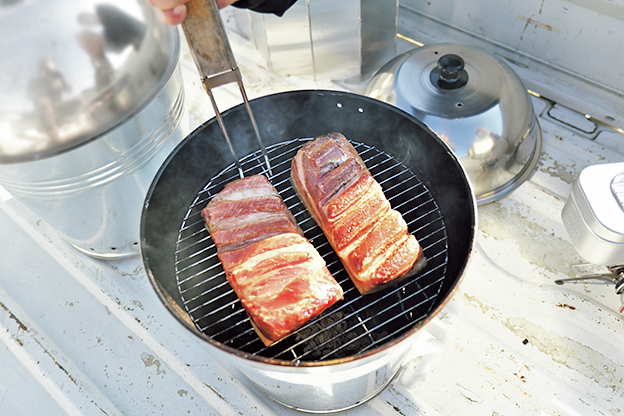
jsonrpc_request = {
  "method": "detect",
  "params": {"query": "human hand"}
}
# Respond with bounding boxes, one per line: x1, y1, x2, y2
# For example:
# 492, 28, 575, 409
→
147, 0, 238, 25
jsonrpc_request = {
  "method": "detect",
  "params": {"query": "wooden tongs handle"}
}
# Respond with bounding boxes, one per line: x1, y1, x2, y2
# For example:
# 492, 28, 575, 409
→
179, 0, 272, 179
181, 0, 241, 89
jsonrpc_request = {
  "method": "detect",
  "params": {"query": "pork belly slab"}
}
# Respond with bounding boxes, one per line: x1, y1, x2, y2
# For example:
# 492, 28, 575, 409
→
291, 133, 427, 295
202, 175, 343, 346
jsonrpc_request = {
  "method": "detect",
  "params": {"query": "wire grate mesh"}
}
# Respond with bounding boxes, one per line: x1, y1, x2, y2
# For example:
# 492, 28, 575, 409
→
175, 138, 448, 362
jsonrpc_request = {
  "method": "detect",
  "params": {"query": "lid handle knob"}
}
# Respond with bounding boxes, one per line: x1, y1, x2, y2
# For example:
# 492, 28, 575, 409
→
430, 54, 469, 90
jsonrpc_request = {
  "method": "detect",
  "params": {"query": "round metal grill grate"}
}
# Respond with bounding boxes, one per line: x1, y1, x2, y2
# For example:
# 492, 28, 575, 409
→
174, 138, 448, 362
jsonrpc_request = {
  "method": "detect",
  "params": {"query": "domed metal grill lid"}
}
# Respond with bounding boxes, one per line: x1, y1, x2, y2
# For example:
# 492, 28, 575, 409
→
0, 0, 179, 164
366, 43, 542, 204
396, 47, 516, 119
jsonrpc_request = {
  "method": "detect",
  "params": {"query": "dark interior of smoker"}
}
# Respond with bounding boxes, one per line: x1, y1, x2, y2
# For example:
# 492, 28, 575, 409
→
141, 90, 475, 363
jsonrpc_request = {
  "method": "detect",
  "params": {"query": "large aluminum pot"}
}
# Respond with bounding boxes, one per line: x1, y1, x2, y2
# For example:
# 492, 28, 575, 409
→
0, 65, 186, 258
0, 0, 188, 258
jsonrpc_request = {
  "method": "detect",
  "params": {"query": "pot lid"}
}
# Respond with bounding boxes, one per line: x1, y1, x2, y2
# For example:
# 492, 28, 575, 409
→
365, 43, 542, 204
0, 0, 179, 164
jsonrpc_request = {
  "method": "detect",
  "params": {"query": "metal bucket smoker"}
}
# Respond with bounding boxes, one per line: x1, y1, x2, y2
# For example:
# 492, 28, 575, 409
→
141, 2, 475, 412
141, 89, 477, 413
0, 1, 188, 259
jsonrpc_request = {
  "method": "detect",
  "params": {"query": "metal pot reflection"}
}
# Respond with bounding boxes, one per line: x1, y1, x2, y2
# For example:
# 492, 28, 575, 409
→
0, 1, 188, 258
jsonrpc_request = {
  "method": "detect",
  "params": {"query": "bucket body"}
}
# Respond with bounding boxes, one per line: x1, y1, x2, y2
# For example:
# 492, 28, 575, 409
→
0, 63, 188, 259
212, 330, 420, 413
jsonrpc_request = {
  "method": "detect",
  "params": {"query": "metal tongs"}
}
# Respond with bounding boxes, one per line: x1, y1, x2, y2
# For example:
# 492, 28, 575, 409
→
180, 0, 271, 179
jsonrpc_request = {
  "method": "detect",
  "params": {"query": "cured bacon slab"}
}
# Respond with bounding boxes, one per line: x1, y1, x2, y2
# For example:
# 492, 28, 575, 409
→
291, 133, 427, 295
202, 175, 343, 346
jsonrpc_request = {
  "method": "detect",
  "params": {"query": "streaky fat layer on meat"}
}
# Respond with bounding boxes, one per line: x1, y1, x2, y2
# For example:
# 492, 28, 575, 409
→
202, 175, 343, 346
291, 133, 427, 295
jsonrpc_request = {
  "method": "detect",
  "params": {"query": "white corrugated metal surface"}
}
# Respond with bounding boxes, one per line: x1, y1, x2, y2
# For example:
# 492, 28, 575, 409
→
1, 7, 624, 415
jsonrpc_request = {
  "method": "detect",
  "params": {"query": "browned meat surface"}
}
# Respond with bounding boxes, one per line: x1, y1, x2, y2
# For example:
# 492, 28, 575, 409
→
291, 133, 426, 295
202, 175, 343, 346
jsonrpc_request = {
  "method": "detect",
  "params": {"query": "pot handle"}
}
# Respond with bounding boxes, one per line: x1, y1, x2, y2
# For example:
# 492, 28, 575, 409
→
181, 0, 240, 89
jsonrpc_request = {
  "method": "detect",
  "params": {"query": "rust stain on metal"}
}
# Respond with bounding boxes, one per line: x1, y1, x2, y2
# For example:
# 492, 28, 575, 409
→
0, 301, 28, 332
519, 16, 560, 33
385, 400, 406, 415
556, 303, 576, 310
206, 384, 228, 403
55, 361, 78, 384
514, 372, 527, 383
